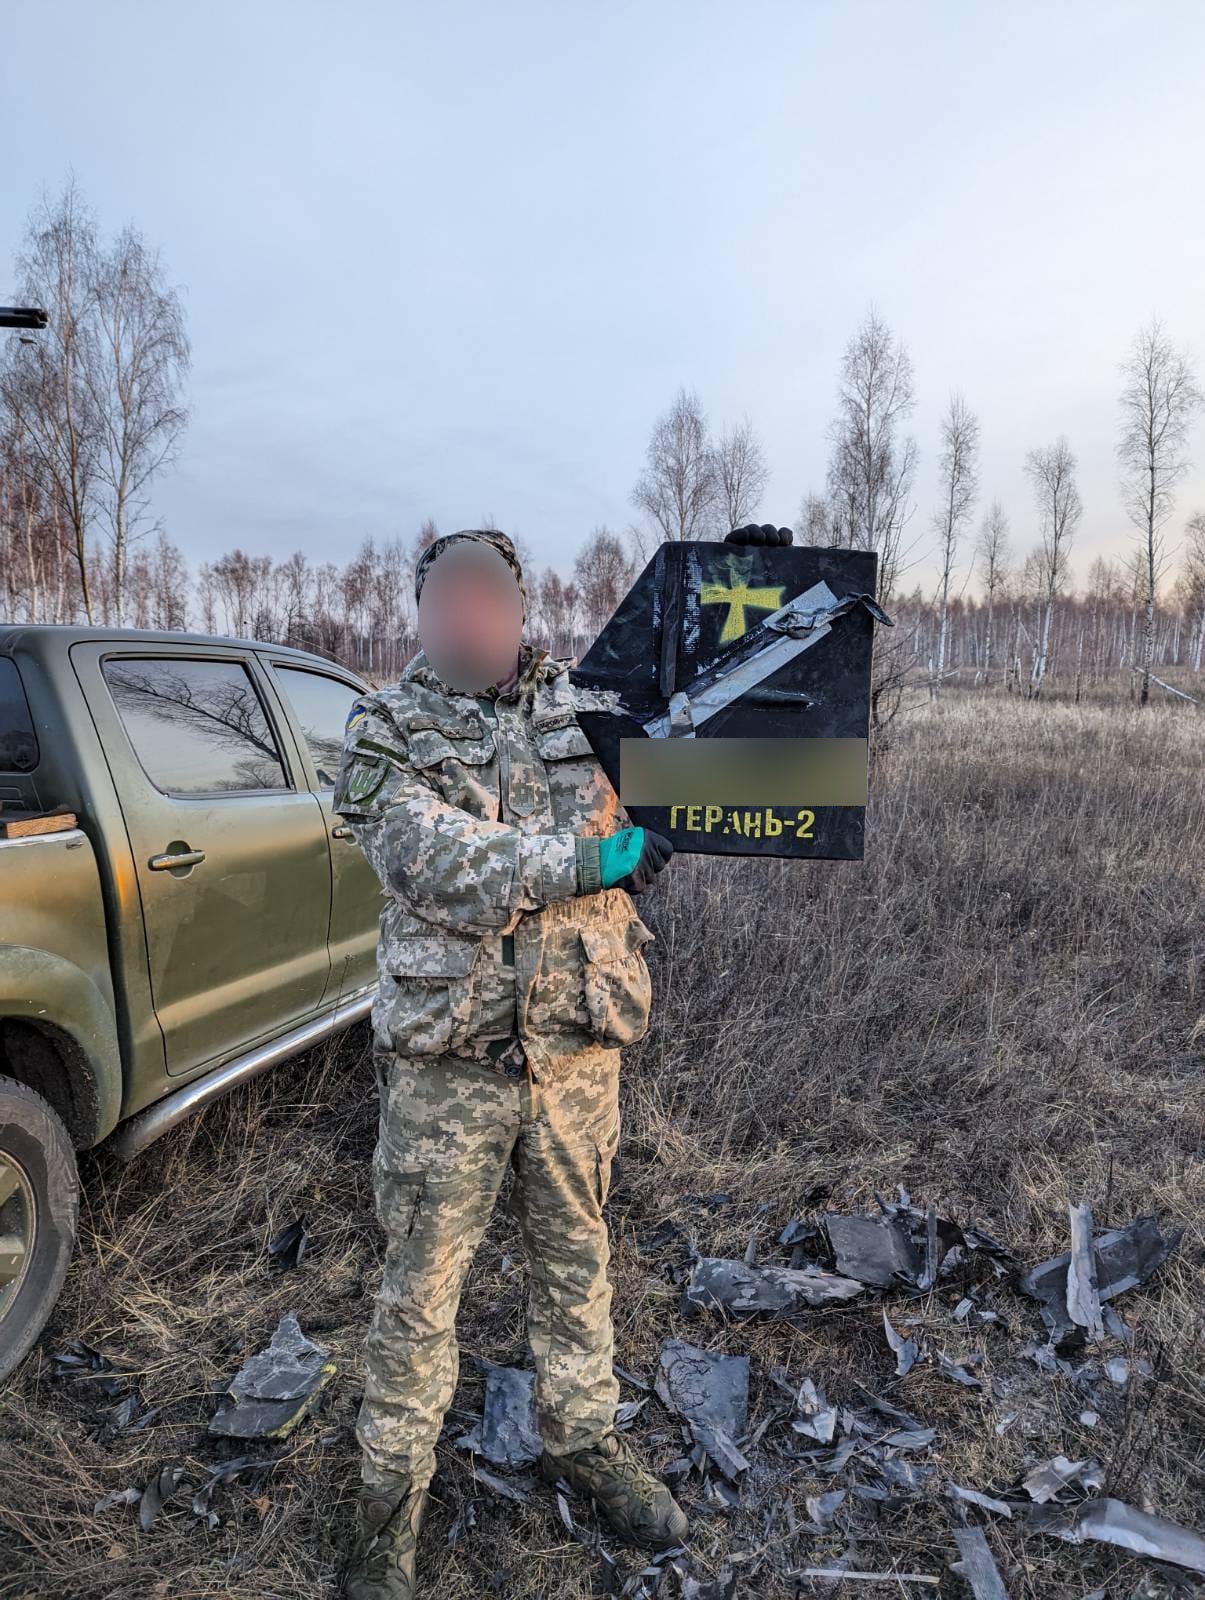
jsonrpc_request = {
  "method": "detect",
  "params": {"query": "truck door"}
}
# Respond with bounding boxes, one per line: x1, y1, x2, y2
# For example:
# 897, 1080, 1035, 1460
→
72, 644, 332, 1077
262, 661, 381, 1005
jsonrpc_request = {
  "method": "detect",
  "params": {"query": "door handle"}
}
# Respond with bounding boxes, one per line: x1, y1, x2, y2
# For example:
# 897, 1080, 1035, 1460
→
149, 847, 207, 871
331, 825, 354, 840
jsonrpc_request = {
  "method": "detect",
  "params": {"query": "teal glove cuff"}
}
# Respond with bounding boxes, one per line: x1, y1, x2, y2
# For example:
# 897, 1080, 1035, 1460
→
598, 827, 644, 889
575, 835, 603, 895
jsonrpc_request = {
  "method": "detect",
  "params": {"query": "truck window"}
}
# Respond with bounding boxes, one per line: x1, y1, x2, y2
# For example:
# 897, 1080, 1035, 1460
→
0, 656, 38, 772
274, 666, 361, 788
102, 657, 290, 795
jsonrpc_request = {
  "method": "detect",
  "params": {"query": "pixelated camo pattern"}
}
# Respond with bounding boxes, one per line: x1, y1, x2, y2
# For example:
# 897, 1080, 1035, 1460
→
332, 641, 655, 1078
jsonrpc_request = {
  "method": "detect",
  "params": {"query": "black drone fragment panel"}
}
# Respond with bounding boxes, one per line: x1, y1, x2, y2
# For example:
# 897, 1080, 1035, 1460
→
569, 540, 888, 861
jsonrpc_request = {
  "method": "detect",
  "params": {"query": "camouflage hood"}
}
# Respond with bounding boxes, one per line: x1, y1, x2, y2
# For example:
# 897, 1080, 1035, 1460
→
413, 529, 528, 620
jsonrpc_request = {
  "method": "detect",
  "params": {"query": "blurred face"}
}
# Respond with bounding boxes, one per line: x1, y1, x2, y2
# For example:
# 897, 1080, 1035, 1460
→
417, 540, 524, 692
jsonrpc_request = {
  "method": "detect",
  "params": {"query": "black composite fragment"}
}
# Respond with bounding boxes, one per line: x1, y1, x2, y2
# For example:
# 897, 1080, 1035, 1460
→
1015, 1215, 1181, 1339
655, 1340, 750, 1482
208, 1310, 336, 1439
685, 1255, 864, 1317
267, 1214, 310, 1270
456, 1363, 543, 1468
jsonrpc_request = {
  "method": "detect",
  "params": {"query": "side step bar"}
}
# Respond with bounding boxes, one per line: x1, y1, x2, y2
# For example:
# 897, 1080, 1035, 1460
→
108, 987, 376, 1162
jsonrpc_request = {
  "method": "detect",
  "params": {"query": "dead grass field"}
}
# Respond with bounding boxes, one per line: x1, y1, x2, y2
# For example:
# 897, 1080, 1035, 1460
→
1, 690, 1202, 1599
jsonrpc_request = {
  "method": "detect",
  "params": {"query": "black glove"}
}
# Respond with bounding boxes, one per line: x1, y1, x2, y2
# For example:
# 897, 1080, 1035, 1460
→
615, 828, 674, 893
725, 522, 794, 547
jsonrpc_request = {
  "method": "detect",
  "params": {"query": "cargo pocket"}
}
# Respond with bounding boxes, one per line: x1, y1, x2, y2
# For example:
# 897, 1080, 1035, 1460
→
578, 917, 655, 1049
594, 1114, 622, 1208
385, 935, 481, 1056
372, 1160, 427, 1240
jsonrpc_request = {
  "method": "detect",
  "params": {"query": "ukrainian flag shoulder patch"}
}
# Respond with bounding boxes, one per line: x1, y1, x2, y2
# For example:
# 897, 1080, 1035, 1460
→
345, 704, 367, 732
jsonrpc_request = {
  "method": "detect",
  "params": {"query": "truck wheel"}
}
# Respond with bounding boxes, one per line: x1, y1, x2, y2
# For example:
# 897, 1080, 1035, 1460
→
0, 1077, 79, 1381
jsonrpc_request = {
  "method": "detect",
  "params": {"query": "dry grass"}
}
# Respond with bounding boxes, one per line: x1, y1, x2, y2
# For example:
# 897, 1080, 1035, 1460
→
1, 690, 1202, 1599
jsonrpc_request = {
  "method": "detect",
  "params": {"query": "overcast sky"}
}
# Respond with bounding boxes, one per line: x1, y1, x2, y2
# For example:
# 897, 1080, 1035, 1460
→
4, 0, 1205, 597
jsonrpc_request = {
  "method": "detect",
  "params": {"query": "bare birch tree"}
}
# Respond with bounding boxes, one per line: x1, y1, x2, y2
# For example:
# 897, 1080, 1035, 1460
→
823, 308, 919, 725
86, 225, 190, 622
631, 386, 721, 541
1176, 511, 1205, 674
931, 393, 980, 684
975, 499, 1010, 683
1117, 319, 1204, 705
0, 181, 101, 620
1024, 437, 1082, 698
714, 413, 769, 528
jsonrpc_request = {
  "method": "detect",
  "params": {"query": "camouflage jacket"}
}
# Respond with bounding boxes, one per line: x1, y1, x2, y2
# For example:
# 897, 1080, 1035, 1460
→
332, 642, 655, 1076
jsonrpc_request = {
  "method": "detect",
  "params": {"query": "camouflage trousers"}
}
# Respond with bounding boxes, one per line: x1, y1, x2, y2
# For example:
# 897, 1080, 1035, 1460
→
356, 1041, 622, 1492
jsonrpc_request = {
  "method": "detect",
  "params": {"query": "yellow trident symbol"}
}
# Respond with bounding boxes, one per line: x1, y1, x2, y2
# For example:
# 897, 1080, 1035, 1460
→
699, 557, 784, 644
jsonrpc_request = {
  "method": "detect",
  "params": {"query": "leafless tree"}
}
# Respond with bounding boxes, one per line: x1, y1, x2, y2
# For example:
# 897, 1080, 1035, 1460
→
975, 499, 1010, 683
1024, 436, 1082, 698
795, 492, 832, 544
824, 308, 919, 600
573, 525, 633, 638
85, 225, 190, 622
1176, 511, 1205, 673
0, 181, 101, 619
631, 386, 721, 542
931, 393, 980, 683
714, 413, 769, 528
1117, 319, 1204, 705
823, 309, 920, 725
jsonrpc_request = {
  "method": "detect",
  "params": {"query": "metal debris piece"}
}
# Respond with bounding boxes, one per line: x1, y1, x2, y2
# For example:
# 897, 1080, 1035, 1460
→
1028, 1497, 1205, 1575
685, 1256, 864, 1316
655, 1340, 750, 1481
641, 1219, 690, 1254
1016, 1215, 1181, 1339
93, 1485, 141, 1514
138, 1460, 186, 1531
467, 1462, 532, 1503
1066, 1202, 1104, 1340
954, 1297, 974, 1322
671, 1566, 737, 1599
947, 1483, 1014, 1519
208, 1310, 336, 1439
1021, 1454, 1104, 1504
456, 1364, 542, 1468
825, 1211, 922, 1288
190, 1455, 275, 1530
267, 1214, 309, 1270
950, 1525, 1009, 1599
805, 1489, 847, 1529
615, 1398, 648, 1430
938, 1350, 982, 1389
775, 1374, 837, 1444
883, 1307, 919, 1377
50, 1338, 130, 1398
793, 1569, 940, 1587
447, 1496, 478, 1547
1079, 1409, 1099, 1427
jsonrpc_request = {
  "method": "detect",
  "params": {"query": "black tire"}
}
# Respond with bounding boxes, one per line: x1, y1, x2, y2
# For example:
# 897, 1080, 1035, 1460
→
0, 1076, 79, 1381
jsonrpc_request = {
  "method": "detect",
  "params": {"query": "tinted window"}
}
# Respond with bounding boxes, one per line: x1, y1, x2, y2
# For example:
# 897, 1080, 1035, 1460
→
0, 657, 38, 772
275, 667, 361, 788
103, 657, 289, 794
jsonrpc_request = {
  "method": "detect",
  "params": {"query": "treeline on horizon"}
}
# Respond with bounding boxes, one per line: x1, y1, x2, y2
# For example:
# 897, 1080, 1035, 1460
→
3, 182, 1204, 712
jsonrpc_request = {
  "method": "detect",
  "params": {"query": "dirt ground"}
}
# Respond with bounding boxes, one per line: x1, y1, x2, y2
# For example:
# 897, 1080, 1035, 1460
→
1, 689, 1202, 1599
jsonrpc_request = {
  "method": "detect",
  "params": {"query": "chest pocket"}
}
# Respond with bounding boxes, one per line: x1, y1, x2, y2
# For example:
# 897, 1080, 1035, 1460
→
403, 715, 498, 814
534, 711, 609, 831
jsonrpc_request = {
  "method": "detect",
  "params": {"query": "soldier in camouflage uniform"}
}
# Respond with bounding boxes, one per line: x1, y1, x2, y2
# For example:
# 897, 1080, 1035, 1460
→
336, 530, 685, 1599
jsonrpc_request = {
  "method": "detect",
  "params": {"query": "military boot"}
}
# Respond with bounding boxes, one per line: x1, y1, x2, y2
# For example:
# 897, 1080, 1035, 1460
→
540, 1429, 688, 1550
341, 1470, 428, 1600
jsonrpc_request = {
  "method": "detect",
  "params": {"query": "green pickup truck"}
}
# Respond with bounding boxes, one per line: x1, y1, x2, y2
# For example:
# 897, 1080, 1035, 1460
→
0, 625, 381, 1377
